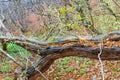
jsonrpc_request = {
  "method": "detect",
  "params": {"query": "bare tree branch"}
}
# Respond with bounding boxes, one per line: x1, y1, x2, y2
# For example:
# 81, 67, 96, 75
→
0, 48, 23, 67
22, 43, 120, 79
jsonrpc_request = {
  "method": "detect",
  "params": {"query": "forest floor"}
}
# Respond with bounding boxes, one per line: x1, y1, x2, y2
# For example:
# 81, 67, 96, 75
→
0, 25, 120, 80
0, 57, 120, 80
0, 40, 120, 80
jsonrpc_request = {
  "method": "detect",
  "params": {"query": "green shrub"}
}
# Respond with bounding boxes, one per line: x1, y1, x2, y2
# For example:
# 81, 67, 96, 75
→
0, 64, 12, 73
5, 77, 12, 80
117, 68, 120, 71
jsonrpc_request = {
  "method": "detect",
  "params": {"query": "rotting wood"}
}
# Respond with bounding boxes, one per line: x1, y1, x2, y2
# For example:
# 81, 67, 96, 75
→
0, 31, 119, 52
19, 44, 120, 79
0, 31, 119, 80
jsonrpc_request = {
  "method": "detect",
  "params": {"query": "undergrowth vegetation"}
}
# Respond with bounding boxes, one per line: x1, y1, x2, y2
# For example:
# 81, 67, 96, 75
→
0, 0, 120, 80
0, 43, 31, 74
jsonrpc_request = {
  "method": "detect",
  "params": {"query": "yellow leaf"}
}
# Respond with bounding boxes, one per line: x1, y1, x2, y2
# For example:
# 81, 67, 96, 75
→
72, 22, 79, 29
77, 15, 83, 20
59, 6, 66, 13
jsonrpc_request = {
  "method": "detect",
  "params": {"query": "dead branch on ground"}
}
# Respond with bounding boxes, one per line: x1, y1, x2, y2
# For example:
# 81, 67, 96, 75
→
0, 31, 119, 79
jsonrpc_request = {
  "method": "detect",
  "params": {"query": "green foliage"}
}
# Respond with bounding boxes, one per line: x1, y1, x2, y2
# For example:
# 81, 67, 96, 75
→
80, 68, 86, 75
66, 67, 75, 72
58, 66, 66, 70
39, 0, 120, 40
74, 57, 83, 62
86, 60, 94, 65
7, 43, 31, 58
49, 36, 56, 41
80, 62, 87, 75
7, 43, 24, 52
5, 77, 12, 80
94, 15, 120, 33
0, 43, 31, 74
0, 63, 12, 73
117, 68, 120, 71
59, 57, 70, 65
57, 66, 75, 73
58, 4, 83, 30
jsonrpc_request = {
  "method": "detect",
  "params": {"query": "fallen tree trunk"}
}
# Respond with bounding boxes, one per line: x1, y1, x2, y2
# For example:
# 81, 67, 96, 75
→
20, 43, 120, 79
0, 31, 119, 80
0, 30, 120, 53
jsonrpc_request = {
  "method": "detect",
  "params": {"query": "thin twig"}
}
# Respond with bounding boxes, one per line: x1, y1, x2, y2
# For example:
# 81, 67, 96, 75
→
112, 0, 120, 8
17, 51, 48, 80
0, 48, 23, 67
98, 40, 104, 80
28, 58, 49, 80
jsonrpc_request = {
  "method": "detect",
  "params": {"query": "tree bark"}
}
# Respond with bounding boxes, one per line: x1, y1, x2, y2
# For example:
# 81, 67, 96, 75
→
25, 44, 120, 79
